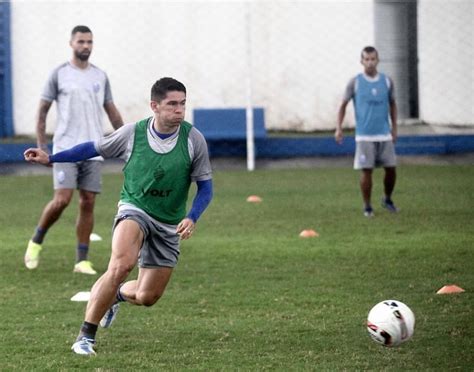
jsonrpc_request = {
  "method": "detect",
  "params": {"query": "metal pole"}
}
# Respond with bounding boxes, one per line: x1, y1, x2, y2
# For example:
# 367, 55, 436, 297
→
245, 2, 255, 171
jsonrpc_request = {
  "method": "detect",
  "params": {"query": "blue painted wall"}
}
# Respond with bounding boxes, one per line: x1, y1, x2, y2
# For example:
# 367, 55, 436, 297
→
1, 135, 473, 163
0, 0, 14, 137
205, 135, 474, 158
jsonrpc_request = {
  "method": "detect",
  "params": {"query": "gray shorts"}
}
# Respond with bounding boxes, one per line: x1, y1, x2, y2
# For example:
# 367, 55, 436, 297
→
354, 141, 397, 170
53, 161, 102, 192
112, 208, 180, 268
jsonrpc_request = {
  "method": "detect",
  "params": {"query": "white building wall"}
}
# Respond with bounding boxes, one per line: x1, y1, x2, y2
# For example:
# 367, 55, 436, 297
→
10, 0, 374, 135
418, 0, 473, 126
249, 1, 374, 131
10, 1, 474, 136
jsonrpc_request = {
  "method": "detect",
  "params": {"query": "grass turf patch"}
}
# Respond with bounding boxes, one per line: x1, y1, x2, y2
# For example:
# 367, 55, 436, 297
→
0, 164, 472, 369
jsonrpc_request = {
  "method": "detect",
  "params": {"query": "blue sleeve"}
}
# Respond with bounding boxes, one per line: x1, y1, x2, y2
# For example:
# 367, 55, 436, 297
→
187, 179, 213, 223
48, 142, 99, 163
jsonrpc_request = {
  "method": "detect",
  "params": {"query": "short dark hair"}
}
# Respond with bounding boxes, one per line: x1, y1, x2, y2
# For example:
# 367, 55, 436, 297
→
151, 77, 186, 102
71, 25, 92, 37
361, 46, 378, 58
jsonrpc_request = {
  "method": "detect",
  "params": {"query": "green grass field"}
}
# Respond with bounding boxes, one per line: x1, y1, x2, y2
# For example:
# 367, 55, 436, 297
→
1, 164, 473, 370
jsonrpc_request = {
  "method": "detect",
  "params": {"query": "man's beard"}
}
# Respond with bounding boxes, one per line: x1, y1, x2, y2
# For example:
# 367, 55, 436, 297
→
75, 51, 90, 61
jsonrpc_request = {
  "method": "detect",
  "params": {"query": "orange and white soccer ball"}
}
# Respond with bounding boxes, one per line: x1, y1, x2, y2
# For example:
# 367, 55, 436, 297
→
367, 300, 415, 347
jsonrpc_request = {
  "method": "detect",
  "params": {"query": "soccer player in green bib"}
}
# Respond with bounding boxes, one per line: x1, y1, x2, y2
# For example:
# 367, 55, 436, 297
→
24, 77, 213, 355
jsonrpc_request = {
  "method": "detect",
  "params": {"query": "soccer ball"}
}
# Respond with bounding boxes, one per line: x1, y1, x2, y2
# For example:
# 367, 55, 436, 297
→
367, 300, 415, 347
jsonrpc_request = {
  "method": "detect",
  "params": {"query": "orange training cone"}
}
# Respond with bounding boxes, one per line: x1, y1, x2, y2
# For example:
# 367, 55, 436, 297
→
247, 195, 263, 203
436, 285, 465, 294
299, 229, 319, 238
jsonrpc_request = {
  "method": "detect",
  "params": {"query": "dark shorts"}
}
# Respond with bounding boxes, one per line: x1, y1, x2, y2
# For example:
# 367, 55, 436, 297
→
112, 208, 180, 268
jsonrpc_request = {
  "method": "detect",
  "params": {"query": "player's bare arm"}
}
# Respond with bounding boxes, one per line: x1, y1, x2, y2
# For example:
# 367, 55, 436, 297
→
390, 100, 398, 143
36, 99, 53, 150
104, 101, 124, 130
335, 99, 349, 144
